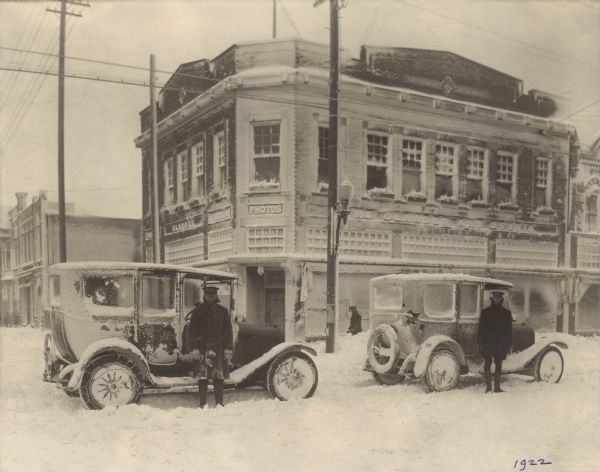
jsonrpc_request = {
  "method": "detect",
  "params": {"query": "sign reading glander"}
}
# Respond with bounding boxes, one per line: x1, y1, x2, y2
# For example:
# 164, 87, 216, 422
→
248, 204, 283, 216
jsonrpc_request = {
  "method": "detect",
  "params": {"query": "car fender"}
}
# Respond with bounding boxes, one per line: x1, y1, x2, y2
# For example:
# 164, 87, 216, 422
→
230, 342, 317, 386
67, 337, 152, 391
503, 336, 568, 373
413, 335, 468, 379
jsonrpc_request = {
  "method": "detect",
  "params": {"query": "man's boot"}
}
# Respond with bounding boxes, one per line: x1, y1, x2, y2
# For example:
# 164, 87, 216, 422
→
493, 367, 504, 393
484, 371, 492, 393
214, 379, 224, 407
198, 378, 208, 408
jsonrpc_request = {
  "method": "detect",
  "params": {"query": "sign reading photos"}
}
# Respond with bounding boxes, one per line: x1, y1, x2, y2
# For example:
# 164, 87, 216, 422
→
248, 204, 283, 216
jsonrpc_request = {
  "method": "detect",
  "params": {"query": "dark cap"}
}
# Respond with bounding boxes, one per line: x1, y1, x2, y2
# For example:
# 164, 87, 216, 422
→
203, 286, 219, 293
490, 290, 505, 296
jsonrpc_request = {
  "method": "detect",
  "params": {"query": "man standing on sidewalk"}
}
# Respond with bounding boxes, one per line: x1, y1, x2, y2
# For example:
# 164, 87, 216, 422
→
477, 290, 513, 393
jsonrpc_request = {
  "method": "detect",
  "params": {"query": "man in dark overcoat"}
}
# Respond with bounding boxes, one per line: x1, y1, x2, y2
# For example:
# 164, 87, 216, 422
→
347, 305, 362, 335
477, 290, 513, 393
188, 285, 233, 407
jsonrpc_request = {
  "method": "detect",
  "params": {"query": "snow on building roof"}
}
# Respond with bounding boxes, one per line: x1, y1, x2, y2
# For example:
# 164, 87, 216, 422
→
50, 261, 238, 280
370, 273, 513, 287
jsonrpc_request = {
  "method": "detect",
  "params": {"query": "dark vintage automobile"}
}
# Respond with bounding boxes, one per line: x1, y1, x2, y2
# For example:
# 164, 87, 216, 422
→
42, 262, 318, 409
365, 273, 568, 391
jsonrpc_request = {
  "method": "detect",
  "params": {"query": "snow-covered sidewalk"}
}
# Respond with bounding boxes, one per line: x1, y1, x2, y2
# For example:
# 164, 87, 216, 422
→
1, 327, 599, 472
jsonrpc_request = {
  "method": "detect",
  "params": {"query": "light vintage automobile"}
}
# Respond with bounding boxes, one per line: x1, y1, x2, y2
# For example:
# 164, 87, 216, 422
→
42, 262, 318, 409
364, 273, 568, 391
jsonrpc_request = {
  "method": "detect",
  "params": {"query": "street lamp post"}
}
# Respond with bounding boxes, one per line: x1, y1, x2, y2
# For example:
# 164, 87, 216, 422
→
325, 178, 354, 353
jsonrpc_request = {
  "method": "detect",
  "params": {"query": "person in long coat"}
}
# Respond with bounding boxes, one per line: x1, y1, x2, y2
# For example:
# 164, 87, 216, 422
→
188, 285, 233, 407
477, 290, 513, 393
347, 305, 362, 335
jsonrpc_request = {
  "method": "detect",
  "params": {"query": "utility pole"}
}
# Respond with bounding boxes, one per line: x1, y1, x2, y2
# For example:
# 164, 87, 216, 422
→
273, 0, 277, 38
47, 0, 89, 263
315, 0, 340, 353
149, 54, 161, 263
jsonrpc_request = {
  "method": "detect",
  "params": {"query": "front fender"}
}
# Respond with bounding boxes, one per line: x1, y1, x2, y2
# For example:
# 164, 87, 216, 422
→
503, 336, 568, 373
230, 342, 317, 386
67, 337, 151, 391
413, 335, 468, 378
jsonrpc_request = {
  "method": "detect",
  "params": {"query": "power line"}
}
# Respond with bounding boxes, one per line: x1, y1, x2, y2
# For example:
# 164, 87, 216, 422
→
393, 0, 598, 71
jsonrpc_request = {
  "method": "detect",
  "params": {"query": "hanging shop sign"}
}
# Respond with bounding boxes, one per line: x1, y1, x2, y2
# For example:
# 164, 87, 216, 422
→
208, 206, 231, 225
164, 215, 203, 236
248, 204, 283, 216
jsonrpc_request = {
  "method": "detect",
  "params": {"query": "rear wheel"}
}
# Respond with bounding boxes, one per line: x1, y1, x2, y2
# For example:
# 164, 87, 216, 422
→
79, 354, 143, 410
534, 346, 564, 383
425, 348, 460, 392
372, 371, 403, 385
267, 351, 318, 400
367, 324, 400, 374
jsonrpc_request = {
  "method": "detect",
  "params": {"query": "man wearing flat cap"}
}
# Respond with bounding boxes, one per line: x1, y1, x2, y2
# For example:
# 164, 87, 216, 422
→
477, 290, 513, 393
188, 285, 233, 407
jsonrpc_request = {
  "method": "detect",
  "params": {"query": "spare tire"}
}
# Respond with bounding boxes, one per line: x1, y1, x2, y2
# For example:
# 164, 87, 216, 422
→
367, 324, 401, 374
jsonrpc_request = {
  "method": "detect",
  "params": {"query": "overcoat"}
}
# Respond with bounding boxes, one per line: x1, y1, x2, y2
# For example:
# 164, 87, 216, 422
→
477, 303, 513, 360
188, 300, 233, 380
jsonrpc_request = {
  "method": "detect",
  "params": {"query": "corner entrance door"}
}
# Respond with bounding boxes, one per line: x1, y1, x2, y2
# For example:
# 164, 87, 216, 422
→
265, 288, 285, 329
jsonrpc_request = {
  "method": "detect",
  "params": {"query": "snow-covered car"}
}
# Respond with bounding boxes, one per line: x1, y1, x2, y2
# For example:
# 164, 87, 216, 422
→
42, 262, 318, 409
365, 273, 567, 391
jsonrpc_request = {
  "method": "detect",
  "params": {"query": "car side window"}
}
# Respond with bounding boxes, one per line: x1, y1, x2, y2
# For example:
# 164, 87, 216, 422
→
423, 284, 455, 318
83, 275, 133, 308
142, 274, 175, 316
459, 284, 480, 319
183, 278, 203, 315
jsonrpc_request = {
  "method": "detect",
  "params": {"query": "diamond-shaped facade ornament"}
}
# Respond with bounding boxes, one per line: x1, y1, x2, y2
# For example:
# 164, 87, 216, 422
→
441, 76, 455, 96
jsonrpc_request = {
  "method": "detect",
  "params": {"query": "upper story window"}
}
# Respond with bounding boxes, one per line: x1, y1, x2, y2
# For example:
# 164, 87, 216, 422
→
317, 126, 329, 190
213, 131, 227, 191
434, 144, 456, 199
585, 194, 599, 233
177, 150, 189, 202
496, 152, 517, 205
534, 157, 552, 209
163, 156, 175, 207
191, 142, 205, 197
366, 133, 390, 191
401, 138, 424, 196
466, 147, 488, 202
251, 123, 281, 189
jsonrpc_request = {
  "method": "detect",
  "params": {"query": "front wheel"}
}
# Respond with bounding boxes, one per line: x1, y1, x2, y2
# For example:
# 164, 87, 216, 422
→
79, 354, 143, 410
534, 346, 564, 383
267, 351, 318, 400
425, 348, 460, 392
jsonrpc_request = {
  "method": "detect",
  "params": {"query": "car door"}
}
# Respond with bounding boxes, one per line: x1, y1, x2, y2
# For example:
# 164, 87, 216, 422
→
138, 271, 179, 365
455, 283, 481, 356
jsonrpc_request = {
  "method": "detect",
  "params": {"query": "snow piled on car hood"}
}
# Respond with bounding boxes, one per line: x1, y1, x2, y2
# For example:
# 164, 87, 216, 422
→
1, 328, 599, 472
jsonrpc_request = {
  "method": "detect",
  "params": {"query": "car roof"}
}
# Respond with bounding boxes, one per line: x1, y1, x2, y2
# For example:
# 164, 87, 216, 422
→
49, 261, 239, 280
371, 273, 513, 288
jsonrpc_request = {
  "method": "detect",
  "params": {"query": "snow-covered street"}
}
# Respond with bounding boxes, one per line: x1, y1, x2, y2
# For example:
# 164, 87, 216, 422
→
1, 327, 599, 472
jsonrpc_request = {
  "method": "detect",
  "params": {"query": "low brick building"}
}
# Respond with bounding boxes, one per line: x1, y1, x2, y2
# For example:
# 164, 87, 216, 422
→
135, 38, 593, 340
0, 191, 141, 327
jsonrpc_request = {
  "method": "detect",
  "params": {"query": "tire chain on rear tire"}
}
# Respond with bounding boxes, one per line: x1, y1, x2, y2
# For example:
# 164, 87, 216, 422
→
266, 351, 318, 401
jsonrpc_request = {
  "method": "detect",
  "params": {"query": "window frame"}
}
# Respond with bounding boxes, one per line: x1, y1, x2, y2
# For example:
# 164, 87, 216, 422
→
250, 121, 282, 191
466, 147, 489, 202
434, 142, 458, 199
366, 131, 392, 193
176, 149, 189, 202
191, 141, 205, 198
163, 155, 175, 207
496, 151, 518, 205
317, 125, 329, 191
400, 137, 426, 197
213, 130, 227, 192
534, 156, 552, 210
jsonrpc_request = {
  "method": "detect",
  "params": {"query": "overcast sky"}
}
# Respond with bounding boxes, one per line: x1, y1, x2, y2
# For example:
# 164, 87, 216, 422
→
1, 0, 599, 219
